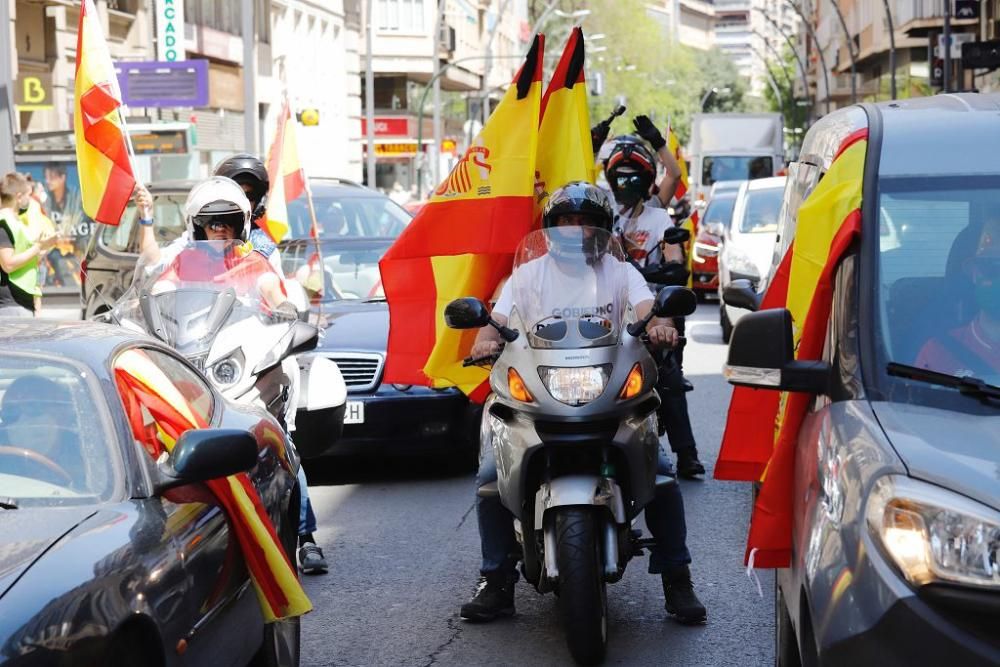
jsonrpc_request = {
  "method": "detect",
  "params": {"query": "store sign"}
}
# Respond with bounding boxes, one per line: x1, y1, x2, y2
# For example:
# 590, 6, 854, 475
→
116, 60, 209, 108
936, 32, 975, 59
365, 142, 424, 158
14, 73, 53, 110
130, 129, 189, 155
962, 40, 1000, 69
156, 0, 185, 61
361, 117, 409, 136
954, 0, 980, 20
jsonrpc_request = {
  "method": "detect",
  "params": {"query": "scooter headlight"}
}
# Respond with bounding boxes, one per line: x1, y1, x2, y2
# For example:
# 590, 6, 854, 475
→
210, 351, 244, 386
538, 365, 611, 406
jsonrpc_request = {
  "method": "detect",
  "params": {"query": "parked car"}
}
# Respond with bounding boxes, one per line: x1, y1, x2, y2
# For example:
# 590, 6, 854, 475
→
0, 319, 301, 665
717, 176, 785, 342
723, 94, 1000, 666
691, 180, 743, 299
280, 236, 478, 464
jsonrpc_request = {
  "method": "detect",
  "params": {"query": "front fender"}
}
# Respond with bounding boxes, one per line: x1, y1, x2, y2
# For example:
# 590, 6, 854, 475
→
534, 476, 626, 528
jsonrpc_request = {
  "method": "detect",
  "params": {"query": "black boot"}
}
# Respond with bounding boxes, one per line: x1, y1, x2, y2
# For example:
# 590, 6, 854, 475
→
675, 449, 706, 479
460, 572, 516, 622
662, 565, 707, 624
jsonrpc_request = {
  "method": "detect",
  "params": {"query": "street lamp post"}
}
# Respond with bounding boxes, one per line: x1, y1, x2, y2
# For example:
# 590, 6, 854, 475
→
880, 0, 897, 99
364, 0, 376, 188
781, 0, 831, 115
700, 86, 732, 111
754, 9, 812, 122
0, 0, 15, 174
943, 0, 952, 92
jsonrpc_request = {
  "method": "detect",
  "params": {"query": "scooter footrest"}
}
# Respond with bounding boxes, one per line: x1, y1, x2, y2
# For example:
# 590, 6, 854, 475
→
476, 481, 499, 499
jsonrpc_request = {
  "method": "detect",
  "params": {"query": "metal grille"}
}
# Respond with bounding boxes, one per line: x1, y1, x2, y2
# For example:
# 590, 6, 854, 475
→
329, 353, 383, 393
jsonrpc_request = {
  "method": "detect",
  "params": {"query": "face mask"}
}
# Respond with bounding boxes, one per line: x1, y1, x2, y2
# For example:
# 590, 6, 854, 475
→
610, 173, 648, 209
975, 281, 1000, 319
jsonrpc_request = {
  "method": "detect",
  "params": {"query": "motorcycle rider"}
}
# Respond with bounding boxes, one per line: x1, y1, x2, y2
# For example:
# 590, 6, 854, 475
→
135, 176, 329, 574
460, 181, 706, 625
592, 114, 683, 209
604, 138, 706, 479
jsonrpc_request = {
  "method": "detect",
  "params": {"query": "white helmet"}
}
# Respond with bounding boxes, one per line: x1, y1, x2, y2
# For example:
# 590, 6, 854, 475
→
184, 176, 253, 241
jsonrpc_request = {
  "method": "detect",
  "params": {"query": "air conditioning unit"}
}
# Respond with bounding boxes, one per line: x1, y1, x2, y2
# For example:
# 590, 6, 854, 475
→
438, 24, 456, 53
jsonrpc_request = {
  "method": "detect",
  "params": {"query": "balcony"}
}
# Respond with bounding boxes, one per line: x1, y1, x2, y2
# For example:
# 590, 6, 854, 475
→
895, 0, 978, 37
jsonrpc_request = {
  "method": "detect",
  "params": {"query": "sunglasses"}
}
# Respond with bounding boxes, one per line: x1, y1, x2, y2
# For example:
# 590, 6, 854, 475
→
194, 214, 243, 231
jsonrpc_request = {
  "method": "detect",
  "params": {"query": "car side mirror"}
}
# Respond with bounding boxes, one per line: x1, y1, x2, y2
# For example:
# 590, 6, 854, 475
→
444, 297, 491, 329
290, 321, 319, 354
662, 227, 691, 246
693, 199, 707, 211
723, 279, 761, 313
704, 222, 725, 237
724, 308, 831, 393
155, 428, 258, 493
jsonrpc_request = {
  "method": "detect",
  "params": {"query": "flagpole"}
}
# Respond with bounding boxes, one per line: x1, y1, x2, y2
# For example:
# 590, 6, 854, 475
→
117, 105, 145, 191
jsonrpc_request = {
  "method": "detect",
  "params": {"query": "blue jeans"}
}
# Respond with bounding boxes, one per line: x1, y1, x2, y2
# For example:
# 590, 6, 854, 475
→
297, 464, 317, 536
475, 439, 691, 577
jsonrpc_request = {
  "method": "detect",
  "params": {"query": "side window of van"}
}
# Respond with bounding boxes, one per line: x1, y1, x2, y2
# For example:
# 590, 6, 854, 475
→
768, 161, 823, 278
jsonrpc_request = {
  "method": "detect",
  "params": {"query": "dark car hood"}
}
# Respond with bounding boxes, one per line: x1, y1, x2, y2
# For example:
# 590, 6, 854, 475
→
0, 508, 97, 600
872, 401, 1000, 511
316, 300, 388, 353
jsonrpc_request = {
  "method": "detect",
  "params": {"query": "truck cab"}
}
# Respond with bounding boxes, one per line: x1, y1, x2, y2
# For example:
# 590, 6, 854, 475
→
689, 113, 785, 201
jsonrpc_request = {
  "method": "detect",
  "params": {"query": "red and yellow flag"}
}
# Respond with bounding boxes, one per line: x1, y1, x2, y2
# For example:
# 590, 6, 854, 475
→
715, 130, 868, 568
263, 99, 307, 243
73, 0, 136, 225
536, 27, 594, 213
380, 35, 545, 400
114, 349, 312, 621
667, 125, 689, 201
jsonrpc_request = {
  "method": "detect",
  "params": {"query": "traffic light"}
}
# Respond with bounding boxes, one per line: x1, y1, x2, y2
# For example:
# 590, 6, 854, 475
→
297, 108, 320, 126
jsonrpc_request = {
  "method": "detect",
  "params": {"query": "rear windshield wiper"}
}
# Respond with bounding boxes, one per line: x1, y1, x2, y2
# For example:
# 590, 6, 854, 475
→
0, 497, 18, 510
887, 362, 1000, 404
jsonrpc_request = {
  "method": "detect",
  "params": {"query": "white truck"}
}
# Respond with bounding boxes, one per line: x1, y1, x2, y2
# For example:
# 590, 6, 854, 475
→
688, 113, 785, 201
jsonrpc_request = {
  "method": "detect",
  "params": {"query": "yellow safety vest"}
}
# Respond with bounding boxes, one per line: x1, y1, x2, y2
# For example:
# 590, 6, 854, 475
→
0, 213, 41, 297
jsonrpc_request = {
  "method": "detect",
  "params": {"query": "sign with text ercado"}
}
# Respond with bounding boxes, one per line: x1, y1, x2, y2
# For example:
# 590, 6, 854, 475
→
115, 60, 209, 108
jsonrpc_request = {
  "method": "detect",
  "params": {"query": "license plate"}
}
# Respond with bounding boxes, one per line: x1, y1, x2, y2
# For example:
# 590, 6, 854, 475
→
344, 400, 365, 425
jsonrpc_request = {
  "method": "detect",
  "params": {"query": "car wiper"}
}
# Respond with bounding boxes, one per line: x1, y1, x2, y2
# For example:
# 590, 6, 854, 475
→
363, 297, 387, 303
0, 497, 18, 510
887, 363, 1000, 404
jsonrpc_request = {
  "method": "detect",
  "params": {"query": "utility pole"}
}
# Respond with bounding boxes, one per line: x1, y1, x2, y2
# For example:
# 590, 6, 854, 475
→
364, 0, 376, 189
431, 0, 445, 191
943, 0, 952, 92
880, 0, 897, 99
241, 0, 258, 153
0, 0, 16, 174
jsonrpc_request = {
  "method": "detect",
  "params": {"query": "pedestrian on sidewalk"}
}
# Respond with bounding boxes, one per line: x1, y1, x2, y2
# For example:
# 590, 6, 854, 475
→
0, 173, 56, 318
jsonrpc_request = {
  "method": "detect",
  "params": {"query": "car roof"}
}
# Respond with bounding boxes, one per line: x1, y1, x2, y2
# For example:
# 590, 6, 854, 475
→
711, 180, 745, 193
146, 177, 375, 196
744, 176, 786, 191
0, 320, 149, 372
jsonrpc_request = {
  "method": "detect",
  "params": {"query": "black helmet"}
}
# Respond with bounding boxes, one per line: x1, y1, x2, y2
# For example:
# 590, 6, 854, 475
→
213, 153, 269, 212
542, 181, 615, 232
604, 137, 657, 209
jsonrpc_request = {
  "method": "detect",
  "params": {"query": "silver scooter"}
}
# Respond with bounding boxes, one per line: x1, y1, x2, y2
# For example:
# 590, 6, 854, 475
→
446, 227, 697, 665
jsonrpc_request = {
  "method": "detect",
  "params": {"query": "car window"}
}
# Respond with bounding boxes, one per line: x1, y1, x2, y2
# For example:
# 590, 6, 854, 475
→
135, 348, 215, 425
738, 187, 784, 234
703, 194, 737, 228
286, 191, 411, 240
100, 193, 186, 253
0, 355, 119, 505
103, 203, 137, 252
703, 156, 774, 186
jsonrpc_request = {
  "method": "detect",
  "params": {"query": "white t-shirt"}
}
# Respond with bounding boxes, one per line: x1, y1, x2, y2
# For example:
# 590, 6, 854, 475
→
156, 229, 285, 278
614, 203, 672, 263
492, 254, 652, 322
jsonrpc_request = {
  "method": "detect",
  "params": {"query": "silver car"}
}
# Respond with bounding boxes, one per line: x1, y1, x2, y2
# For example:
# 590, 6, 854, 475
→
723, 95, 1000, 666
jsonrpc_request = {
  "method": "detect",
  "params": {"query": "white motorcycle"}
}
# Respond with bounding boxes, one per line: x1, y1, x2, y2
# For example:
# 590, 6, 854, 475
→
112, 239, 346, 445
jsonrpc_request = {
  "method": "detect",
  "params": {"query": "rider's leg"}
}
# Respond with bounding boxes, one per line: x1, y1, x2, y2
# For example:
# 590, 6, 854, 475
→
657, 360, 705, 478
296, 464, 328, 574
644, 450, 707, 624
461, 410, 518, 622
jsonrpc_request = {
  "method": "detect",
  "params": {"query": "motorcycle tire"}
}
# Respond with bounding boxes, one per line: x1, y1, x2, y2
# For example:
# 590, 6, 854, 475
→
554, 508, 608, 666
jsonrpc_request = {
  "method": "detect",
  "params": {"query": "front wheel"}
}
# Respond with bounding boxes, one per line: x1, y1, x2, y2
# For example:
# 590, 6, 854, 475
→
554, 508, 607, 666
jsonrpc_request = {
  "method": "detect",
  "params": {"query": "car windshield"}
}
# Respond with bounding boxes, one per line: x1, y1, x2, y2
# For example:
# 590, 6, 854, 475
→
510, 227, 631, 350
280, 238, 392, 303
703, 193, 737, 228
703, 156, 773, 186
874, 175, 1000, 409
0, 355, 119, 506
285, 187, 411, 240
738, 187, 784, 234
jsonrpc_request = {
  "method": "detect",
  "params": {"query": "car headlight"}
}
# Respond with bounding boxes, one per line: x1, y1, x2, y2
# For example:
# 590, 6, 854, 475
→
726, 248, 760, 282
538, 365, 611, 406
693, 240, 719, 262
866, 475, 1000, 589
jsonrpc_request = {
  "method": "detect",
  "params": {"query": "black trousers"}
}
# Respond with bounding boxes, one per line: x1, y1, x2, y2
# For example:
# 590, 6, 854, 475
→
656, 317, 697, 455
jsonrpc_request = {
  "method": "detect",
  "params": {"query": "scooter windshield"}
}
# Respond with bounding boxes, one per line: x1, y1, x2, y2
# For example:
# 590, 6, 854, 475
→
114, 240, 297, 363
510, 227, 630, 349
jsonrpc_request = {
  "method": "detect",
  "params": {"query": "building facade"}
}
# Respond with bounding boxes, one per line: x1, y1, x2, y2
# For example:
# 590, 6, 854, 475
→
713, 0, 800, 97
646, 0, 718, 51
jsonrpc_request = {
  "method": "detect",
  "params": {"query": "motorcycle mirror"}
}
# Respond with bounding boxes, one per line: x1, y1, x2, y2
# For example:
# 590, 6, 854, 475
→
653, 285, 698, 318
290, 321, 320, 354
444, 297, 491, 329
662, 227, 690, 246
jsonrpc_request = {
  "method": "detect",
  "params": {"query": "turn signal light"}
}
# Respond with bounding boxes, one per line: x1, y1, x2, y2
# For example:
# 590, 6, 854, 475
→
619, 363, 644, 399
508, 368, 534, 403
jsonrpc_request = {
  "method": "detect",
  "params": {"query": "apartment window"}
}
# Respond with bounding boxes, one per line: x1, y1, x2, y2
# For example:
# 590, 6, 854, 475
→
377, 0, 425, 32
185, 0, 270, 41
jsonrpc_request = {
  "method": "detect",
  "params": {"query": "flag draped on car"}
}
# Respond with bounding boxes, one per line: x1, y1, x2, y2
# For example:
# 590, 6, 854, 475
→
715, 130, 868, 568
114, 349, 312, 621
263, 99, 307, 243
73, 0, 136, 226
380, 35, 544, 400
535, 27, 594, 212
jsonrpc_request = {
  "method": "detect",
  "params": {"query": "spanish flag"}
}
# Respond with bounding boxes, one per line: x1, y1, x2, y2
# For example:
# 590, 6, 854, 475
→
263, 99, 307, 243
380, 35, 545, 400
73, 0, 136, 225
716, 130, 868, 568
667, 125, 689, 201
114, 349, 312, 621
536, 27, 594, 212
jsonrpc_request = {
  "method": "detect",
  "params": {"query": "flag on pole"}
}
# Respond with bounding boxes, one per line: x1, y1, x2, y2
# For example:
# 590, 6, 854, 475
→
380, 35, 545, 400
73, 0, 136, 226
715, 130, 868, 568
667, 125, 689, 201
535, 27, 594, 215
263, 99, 307, 243
114, 349, 312, 621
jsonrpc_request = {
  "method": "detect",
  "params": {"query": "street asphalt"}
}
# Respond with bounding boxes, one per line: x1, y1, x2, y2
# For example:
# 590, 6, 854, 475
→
299, 303, 775, 667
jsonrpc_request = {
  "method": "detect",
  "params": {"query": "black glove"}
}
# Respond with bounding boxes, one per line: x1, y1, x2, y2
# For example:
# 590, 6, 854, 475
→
591, 120, 612, 155
633, 115, 666, 151
271, 301, 299, 322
